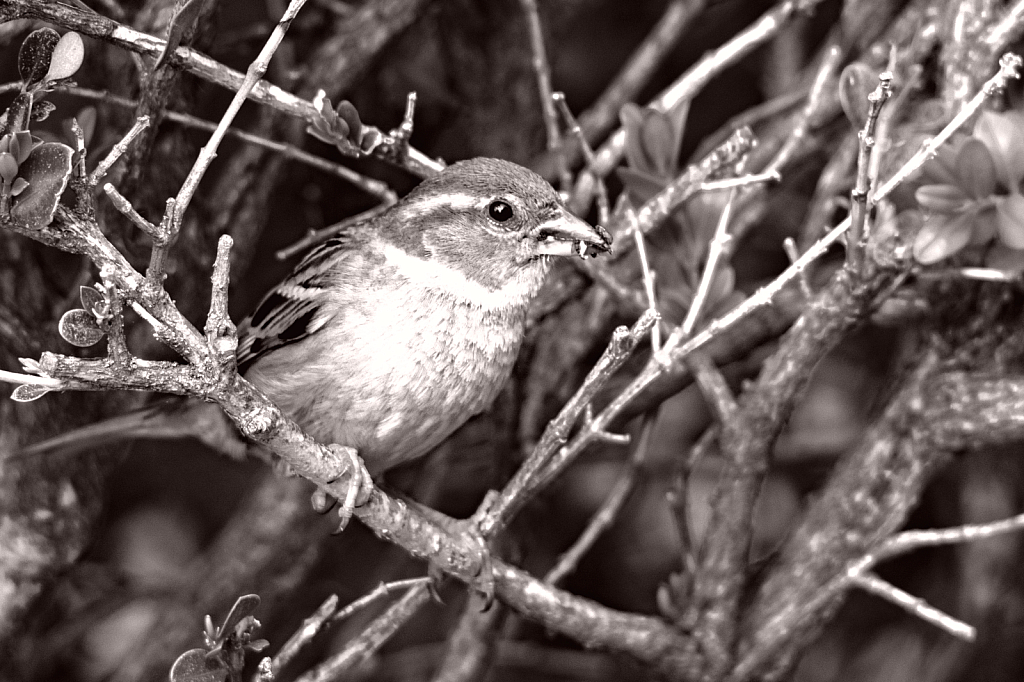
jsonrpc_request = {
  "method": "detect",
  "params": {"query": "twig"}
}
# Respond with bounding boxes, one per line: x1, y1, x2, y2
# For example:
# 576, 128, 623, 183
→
763, 38, 844, 175
631, 213, 660, 350
679, 186, 737, 338
846, 69, 892, 272
686, 351, 738, 422
553, 93, 609, 224
206, 235, 236, 365
877, 511, 1024, 559
98, 268, 130, 368
575, 0, 705, 146
275, 200, 395, 260
575, 0, 828, 194
984, 0, 1024, 54
262, 594, 338, 679
782, 237, 813, 298
430, 595, 505, 682
875, 53, 1022, 200
173, 0, 309, 226
88, 115, 150, 185
848, 570, 975, 641
480, 311, 658, 537
57, 84, 395, 199
519, 0, 569, 189
659, 52, 1022, 372
294, 584, 432, 682
629, 127, 755, 242
330, 578, 434, 623
103, 184, 158, 237
2, 1, 444, 177
545, 413, 656, 585
699, 171, 779, 192
0, 369, 62, 387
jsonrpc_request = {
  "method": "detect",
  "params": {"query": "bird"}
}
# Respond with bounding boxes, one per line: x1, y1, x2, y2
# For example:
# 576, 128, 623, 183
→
23, 158, 612, 478
238, 157, 611, 476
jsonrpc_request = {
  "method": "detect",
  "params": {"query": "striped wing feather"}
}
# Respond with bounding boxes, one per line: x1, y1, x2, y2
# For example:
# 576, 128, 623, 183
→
236, 236, 350, 373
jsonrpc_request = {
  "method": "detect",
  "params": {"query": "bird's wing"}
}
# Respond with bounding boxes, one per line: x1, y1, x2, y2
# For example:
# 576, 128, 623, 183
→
236, 236, 352, 373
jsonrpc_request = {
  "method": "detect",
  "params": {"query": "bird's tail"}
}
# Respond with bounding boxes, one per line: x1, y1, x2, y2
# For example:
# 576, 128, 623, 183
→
17, 399, 247, 460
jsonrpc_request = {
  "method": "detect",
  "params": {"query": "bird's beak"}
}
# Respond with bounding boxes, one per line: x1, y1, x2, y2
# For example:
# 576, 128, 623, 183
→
532, 207, 613, 259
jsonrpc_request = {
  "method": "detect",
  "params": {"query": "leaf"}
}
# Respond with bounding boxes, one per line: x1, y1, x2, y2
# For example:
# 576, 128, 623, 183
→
12, 384, 52, 402
620, 103, 648, 172
996, 193, 1024, 249
74, 106, 98, 146
335, 100, 362, 142
214, 594, 261, 641
0, 152, 18, 183
913, 214, 973, 264
914, 184, 968, 213
18, 28, 60, 88
80, 285, 105, 315
13, 130, 36, 164
985, 243, 1024, 273
169, 649, 227, 682
30, 100, 56, 123
1, 93, 34, 137
248, 639, 269, 653
639, 109, 676, 177
616, 166, 667, 205
44, 32, 84, 82
154, 0, 206, 72
955, 138, 997, 199
838, 62, 875, 130
58, 308, 105, 347
974, 109, 1024, 187
9, 142, 73, 229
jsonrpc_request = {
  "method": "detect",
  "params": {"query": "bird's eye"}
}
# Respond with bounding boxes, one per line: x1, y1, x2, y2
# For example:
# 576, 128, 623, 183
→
487, 200, 514, 223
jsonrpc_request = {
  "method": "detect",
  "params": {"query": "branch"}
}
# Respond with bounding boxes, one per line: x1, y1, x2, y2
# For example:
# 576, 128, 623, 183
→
2, 0, 443, 177
572, 0, 828, 203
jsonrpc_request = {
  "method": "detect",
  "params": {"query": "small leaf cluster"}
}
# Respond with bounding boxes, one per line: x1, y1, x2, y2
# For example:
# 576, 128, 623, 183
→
58, 285, 114, 348
617, 103, 739, 318
0, 130, 40, 199
907, 109, 1024, 272
169, 595, 269, 682
0, 29, 82, 230
307, 93, 383, 157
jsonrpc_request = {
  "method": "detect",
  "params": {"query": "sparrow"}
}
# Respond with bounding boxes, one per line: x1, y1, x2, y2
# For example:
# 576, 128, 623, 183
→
226, 157, 611, 475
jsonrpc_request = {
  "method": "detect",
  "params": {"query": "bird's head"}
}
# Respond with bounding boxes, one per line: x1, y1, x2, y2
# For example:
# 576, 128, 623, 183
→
380, 158, 612, 292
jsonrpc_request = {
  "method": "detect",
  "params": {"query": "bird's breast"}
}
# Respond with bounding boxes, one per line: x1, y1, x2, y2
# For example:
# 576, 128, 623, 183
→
246, 257, 540, 474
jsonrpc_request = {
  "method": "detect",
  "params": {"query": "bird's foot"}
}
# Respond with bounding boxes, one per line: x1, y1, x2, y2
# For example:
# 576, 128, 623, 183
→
309, 445, 374, 533
425, 522, 494, 608
423, 501, 497, 609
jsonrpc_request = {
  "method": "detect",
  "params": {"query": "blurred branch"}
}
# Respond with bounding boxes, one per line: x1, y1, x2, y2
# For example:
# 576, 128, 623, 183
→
430, 594, 506, 682
984, 0, 1024, 54
847, 571, 975, 641
536, 0, 705, 175
544, 413, 657, 586
572, 0, 829, 206
294, 584, 431, 682
519, 0, 569, 189
47, 84, 396, 200
0, 0, 443, 177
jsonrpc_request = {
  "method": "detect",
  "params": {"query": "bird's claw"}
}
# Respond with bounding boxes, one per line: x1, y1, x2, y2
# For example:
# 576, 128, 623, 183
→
310, 487, 336, 514
425, 526, 494, 609
472, 531, 495, 610
308, 445, 373, 534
